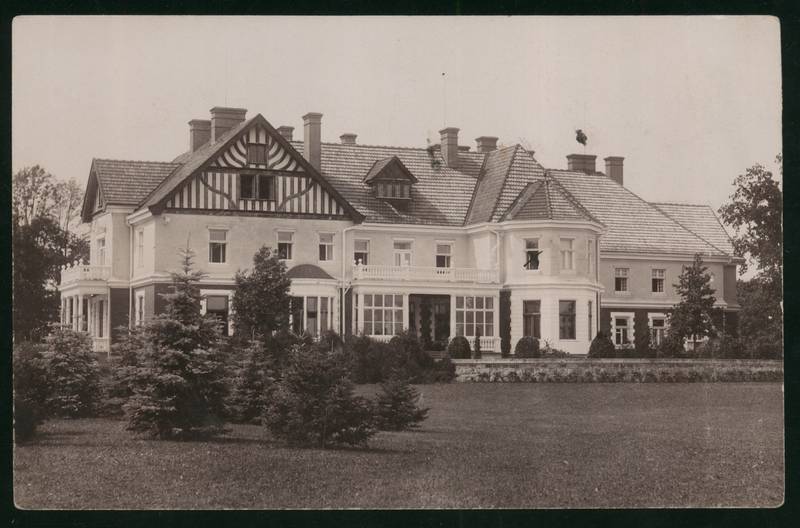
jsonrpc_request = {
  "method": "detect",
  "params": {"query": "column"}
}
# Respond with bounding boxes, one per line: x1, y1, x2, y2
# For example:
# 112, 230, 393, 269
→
87, 299, 93, 336
356, 292, 364, 334
402, 293, 409, 334
77, 294, 84, 332
493, 294, 500, 350
70, 296, 76, 331
449, 294, 457, 342
302, 296, 308, 335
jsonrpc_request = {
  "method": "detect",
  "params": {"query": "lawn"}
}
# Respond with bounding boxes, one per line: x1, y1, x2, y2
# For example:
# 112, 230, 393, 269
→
14, 383, 783, 509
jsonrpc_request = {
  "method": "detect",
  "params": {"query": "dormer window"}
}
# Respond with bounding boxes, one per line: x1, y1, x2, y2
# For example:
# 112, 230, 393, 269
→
363, 156, 418, 207
376, 181, 411, 200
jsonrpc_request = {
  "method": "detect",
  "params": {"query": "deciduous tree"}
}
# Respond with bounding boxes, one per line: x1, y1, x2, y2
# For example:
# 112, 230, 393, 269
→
231, 246, 291, 341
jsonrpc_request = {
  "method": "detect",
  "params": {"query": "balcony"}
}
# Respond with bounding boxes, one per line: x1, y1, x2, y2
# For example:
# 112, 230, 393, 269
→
352, 264, 498, 284
60, 261, 111, 286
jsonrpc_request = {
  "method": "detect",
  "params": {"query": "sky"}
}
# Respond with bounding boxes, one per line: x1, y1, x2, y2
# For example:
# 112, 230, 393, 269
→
12, 16, 781, 212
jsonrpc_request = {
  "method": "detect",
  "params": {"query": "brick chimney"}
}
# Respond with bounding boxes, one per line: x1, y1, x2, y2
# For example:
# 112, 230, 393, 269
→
340, 133, 357, 145
605, 156, 624, 185
439, 127, 460, 168
475, 136, 498, 153
210, 107, 247, 142
189, 119, 211, 152
303, 112, 323, 170
566, 153, 597, 175
277, 126, 294, 142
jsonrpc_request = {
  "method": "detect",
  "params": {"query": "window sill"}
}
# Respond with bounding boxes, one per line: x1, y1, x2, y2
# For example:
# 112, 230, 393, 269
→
614, 291, 631, 296
651, 292, 667, 296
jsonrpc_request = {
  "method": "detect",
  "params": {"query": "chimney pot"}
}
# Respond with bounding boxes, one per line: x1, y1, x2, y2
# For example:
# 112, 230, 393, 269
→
566, 153, 597, 175
188, 119, 211, 152
439, 127, 460, 168
303, 112, 323, 170
604, 156, 625, 186
210, 106, 247, 142
475, 136, 499, 153
340, 133, 357, 145
277, 126, 294, 142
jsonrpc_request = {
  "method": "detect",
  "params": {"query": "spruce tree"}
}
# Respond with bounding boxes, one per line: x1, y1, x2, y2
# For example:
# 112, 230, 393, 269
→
375, 376, 429, 431
669, 253, 719, 353
231, 246, 291, 341
124, 248, 229, 440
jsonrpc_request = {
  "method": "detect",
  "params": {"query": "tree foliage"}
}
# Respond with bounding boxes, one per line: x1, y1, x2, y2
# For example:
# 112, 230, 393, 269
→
669, 253, 718, 352
264, 343, 376, 447
374, 376, 429, 431
231, 246, 292, 341
12, 166, 89, 342
41, 327, 102, 417
123, 248, 229, 440
587, 332, 615, 358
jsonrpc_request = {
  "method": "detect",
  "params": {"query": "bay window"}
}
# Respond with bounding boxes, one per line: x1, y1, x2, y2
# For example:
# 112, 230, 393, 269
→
560, 238, 574, 271
522, 300, 541, 339
559, 300, 576, 340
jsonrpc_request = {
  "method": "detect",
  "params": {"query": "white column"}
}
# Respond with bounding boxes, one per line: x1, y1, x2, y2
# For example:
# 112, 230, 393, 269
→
302, 296, 308, 334
316, 297, 321, 337
493, 294, 500, 349
356, 292, 364, 334
71, 296, 77, 331
449, 294, 457, 341
402, 293, 409, 333
87, 299, 93, 336
77, 294, 85, 332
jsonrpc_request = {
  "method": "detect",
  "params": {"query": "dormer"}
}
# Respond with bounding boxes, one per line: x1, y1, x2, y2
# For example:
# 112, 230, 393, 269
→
363, 156, 418, 207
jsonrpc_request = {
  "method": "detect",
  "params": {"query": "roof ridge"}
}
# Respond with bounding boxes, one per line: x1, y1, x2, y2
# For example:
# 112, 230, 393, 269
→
462, 146, 492, 225
94, 158, 180, 165
294, 140, 489, 154
650, 201, 712, 208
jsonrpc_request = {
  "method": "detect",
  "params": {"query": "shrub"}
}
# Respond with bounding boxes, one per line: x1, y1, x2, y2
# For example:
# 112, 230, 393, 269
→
42, 327, 102, 418
227, 340, 275, 424
514, 336, 540, 358
434, 356, 456, 382
541, 341, 570, 358
344, 334, 398, 383
657, 332, 685, 358
447, 336, 471, 359
389, 331, 435, 382
264, 344, 376, 447
471, 330, 482, 359
123, 249, 229, 440
374, 376, 429, 431
634, 327, 653, 358
588, 332, 615, 358
13, 343, 50, 442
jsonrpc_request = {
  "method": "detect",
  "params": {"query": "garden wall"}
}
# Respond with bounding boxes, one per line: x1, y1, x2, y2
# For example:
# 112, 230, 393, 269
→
452, 358, 783, 383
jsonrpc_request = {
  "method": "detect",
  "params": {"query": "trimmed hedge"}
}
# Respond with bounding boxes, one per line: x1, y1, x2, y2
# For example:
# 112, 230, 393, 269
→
515, 336, 540, 358
588, 332, 615, 358
447, 336, 471, 359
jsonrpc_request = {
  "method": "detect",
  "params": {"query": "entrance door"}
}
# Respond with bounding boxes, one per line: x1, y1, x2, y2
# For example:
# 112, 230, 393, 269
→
433, 299, 450, 342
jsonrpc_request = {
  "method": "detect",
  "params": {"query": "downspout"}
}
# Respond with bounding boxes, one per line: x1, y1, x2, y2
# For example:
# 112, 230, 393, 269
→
340, 224, 358, 335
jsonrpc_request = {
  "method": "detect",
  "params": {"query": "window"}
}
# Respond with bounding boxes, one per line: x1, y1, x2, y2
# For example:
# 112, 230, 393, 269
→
205, 295, 230, 336
290, 295, 336, 336
136, 230, 144, 267
455, 296, 494, 338
615, 268, 629, 292
522, 300, 541, 339
96, 237, 106, 266
376, 181, 410, 199
588, 239, 595, 276
612, 313, 635, 346
363, 294, 404, 336
560, 238, 574, 271
354, 239, 369, 265
320, 297, 330, 334
649, 315, 667, 346
652, 269, 665, 293
290, 296, 304, 333
240, 174, 275, 200
588, 300, 593, 340
135, 292, 145, 326
319, 233, 334, 261
393, 240, 413, 267
247, 143, 268, 165
436, 243, 452, 268
524, 239, 540, 270
277, 231, 294, 260
559, 300, 576, 340
209, 229, 227, 263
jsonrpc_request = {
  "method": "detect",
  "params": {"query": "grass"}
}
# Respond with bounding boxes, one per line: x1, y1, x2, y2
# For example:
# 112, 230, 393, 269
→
14, 383, 783, 509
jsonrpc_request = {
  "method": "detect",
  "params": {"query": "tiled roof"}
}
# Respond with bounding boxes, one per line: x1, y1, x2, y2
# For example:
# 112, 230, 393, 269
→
92, 159, 180, 205
502, 177, 601, 224
651, 202, 734, 254
491, 147, 546, 222
363, 156, 418, 184
285, 264, 335, 280
139, 118, 255, 208
549, 170, 726, 256
294, 141, 484, 226
464, 146, 517, 225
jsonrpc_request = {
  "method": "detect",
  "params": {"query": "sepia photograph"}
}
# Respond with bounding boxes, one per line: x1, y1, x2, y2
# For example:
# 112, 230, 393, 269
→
11, 15, 783, 509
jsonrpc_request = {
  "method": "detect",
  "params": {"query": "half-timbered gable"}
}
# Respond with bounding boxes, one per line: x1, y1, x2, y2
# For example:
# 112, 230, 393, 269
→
157, 116, 359, 219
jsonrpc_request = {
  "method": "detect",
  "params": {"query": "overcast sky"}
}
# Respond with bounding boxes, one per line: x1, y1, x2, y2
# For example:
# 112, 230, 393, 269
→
12, 16, 781, 210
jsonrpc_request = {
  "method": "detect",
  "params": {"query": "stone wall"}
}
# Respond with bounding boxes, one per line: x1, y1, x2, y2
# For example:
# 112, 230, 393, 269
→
453, 358, 783, 383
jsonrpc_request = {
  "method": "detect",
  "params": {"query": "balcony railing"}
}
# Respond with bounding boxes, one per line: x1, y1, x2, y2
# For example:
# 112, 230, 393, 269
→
60, 262, 111, 286
352, 264, 498, 283
465, 335, 498, 352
